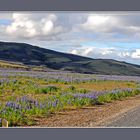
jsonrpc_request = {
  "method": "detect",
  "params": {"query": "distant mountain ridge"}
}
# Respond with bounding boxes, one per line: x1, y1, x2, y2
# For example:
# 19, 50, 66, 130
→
0, 41, 140, 76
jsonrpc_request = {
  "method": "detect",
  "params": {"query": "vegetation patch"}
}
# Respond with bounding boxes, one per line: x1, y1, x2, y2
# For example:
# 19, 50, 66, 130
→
0, 69, 140, 126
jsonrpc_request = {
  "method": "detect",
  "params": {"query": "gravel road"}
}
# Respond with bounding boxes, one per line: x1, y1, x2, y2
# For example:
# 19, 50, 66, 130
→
106, 105, 140, 127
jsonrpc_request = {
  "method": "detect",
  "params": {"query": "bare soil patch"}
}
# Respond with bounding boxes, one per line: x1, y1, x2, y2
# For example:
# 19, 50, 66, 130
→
33, 95, 140, 127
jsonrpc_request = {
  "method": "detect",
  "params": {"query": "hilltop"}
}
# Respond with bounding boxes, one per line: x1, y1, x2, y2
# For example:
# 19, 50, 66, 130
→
0, 41, 140, 76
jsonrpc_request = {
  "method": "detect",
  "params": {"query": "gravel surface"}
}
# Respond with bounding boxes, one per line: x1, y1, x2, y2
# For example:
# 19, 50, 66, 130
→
105, 106, 140, 127
33, 95, 140, 128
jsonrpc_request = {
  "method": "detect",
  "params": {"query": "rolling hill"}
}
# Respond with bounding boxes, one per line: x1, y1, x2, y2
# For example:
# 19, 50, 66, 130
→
0, 41, 140, 76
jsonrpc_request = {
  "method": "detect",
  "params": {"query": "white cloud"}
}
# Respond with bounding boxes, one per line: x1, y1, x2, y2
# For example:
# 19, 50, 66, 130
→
70, 46, 116, 57
71, 49, 78, 55
5, 13, 64, 39
69, 44, 140, 65
6, 19, 37, 38
2, 12, 140, 42
131, 49, 140, 59
78, 15, 119, 33
77, 14, 140, 40
42, 20, 54, 35
70, 46, 139, 61
101, 48, 115, 55
82, 48, 93, 56
118, 52, 131, 58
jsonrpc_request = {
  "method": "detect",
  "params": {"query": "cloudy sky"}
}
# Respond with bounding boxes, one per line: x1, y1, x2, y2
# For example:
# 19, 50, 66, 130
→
0, 12, 140, 65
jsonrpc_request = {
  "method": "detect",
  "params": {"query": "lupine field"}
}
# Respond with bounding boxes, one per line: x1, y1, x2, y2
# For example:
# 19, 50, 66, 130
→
0, 68, 140, 127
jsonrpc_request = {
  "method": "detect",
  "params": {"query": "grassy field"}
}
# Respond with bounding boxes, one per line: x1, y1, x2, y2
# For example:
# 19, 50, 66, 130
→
0, 69, 140, 127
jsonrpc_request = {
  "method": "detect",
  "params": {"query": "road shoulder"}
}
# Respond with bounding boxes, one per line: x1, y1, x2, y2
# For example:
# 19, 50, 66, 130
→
34, 95, 140, 127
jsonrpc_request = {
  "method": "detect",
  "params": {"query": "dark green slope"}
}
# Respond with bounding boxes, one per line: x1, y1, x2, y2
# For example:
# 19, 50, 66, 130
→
0, 41, 140, 76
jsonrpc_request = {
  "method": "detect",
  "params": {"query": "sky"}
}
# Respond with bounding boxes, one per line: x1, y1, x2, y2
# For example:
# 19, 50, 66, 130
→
0, 12, 140, 65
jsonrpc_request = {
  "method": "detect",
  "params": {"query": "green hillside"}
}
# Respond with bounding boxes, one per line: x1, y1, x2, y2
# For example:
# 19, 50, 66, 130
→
0, 41, 140, 76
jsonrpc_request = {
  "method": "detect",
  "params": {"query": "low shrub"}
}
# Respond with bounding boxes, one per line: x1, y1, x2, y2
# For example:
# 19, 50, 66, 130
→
39, 86, 60, 94
66, 86, 76, 92
97, 94, 112, 103
79, 89, 89, 94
